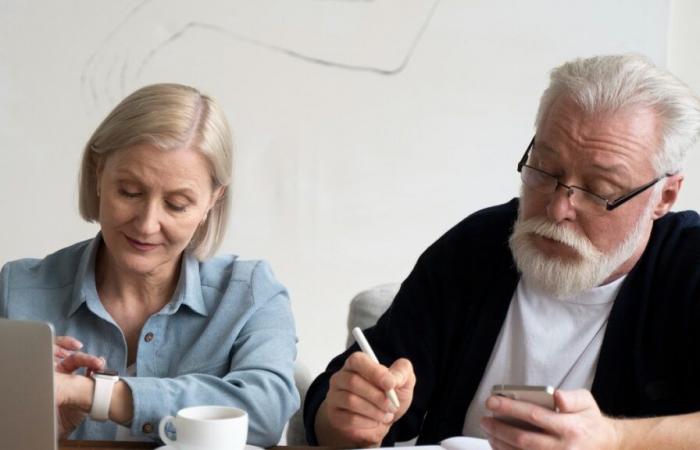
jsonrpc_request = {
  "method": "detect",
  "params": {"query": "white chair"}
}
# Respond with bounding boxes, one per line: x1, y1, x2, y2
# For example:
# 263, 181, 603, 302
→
284, 283, 400, 445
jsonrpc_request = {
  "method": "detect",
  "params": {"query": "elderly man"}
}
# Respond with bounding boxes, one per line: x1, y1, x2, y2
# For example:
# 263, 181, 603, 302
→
303, 54, 700, 449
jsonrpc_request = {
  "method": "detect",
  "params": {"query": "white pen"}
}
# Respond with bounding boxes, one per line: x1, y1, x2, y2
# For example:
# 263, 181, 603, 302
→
351, 326, 401, 410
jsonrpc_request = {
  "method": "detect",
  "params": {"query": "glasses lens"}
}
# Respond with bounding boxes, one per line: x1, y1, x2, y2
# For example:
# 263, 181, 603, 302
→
570, 188, 607, 216
521, 166, 556, 194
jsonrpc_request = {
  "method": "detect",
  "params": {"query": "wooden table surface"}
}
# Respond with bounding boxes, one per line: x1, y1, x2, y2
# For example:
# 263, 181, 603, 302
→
59, 442, 326, 450
59, 442, 156, 449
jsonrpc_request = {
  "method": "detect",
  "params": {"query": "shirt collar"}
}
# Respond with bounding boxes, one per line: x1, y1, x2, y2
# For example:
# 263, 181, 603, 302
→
169, 252, 208, 316
67, 233, 103, 319
67, 233, 208, 318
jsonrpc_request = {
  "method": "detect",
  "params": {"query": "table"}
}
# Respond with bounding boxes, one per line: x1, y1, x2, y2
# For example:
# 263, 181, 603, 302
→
59, 442, 325, 450
59, 442, 156, 449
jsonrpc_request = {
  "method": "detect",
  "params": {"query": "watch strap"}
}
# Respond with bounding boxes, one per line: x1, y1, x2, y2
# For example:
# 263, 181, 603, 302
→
89, 373, 118, 421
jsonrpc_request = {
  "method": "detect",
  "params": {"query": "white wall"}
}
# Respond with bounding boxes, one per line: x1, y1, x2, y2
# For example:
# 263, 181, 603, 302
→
0, 0, 688, 375
668, 0, 700, 212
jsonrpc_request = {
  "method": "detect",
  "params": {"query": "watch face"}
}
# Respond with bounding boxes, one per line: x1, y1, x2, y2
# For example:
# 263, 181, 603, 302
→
95, 369, 119, 377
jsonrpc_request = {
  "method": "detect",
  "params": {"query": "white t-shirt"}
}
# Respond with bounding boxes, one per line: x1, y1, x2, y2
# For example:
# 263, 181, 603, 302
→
462, 276, 626, 438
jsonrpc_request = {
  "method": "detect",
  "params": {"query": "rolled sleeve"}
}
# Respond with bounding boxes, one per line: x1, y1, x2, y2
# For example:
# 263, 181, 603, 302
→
123, 260, 300, 447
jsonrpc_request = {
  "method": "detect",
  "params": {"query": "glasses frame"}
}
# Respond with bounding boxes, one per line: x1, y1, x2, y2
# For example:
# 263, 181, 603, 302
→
517, 136, 672, 212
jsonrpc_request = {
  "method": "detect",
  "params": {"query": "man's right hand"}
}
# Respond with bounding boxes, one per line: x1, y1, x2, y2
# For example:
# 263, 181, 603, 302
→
314, 351, 416, 447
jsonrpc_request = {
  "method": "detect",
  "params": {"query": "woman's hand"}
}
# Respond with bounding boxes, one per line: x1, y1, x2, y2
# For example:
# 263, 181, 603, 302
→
53, 335, 83, 361
52, 336, 105, 438
55, 372, 97, 439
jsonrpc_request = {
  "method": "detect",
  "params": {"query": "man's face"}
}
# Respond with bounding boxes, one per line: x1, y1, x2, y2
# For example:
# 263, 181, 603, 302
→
511, 96, 662, 297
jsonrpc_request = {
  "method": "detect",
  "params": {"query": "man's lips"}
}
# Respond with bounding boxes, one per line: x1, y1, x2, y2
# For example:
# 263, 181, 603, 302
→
125, 235, 159, 251
531, 233, 580, 257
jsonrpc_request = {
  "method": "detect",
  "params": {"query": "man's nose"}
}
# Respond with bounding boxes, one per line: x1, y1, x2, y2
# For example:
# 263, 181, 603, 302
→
546, 183, 577, 223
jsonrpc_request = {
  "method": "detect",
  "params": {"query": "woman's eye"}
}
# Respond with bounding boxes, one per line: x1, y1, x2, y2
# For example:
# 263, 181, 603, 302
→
166, 202, 187, 213
118, 189, 140, 198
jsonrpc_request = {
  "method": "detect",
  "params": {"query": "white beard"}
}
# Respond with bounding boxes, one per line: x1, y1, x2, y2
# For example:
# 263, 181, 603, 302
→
508, 202, 652, 299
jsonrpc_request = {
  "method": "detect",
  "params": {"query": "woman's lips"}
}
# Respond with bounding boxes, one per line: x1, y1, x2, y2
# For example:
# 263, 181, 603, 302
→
125, 236, 159, 252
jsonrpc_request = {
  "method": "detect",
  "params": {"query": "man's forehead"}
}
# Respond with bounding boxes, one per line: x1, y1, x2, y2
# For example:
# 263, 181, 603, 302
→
537, 101, 659, 164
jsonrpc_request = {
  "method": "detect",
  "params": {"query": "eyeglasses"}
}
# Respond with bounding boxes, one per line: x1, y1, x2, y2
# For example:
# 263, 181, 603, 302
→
517, 136, 672, 216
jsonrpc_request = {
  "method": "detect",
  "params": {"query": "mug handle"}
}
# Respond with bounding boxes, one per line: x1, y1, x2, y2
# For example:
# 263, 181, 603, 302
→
159, 415, 177, 446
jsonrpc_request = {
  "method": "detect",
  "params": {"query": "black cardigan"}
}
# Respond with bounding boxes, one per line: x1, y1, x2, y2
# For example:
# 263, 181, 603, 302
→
304, 198, 700, 445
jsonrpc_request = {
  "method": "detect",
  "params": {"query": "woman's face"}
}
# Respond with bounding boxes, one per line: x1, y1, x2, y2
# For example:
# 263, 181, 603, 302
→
96, 144, 220, 278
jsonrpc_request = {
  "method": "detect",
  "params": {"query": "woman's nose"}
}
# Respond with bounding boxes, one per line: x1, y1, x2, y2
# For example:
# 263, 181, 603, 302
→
134, 201, 161, 234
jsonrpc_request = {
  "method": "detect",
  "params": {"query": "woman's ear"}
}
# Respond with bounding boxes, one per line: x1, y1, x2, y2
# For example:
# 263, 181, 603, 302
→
209, 185, 226, 209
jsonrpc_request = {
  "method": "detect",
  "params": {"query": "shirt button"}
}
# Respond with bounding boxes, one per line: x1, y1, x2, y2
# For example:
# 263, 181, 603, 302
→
142, 422, 153, 433
144, 332, 154, 343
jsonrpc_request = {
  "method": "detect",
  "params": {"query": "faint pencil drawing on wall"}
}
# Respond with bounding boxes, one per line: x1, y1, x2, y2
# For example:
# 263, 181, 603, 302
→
81, 0, 441, 108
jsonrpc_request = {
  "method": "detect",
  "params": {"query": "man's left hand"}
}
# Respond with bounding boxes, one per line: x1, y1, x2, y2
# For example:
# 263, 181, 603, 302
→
481, 389, 622, 450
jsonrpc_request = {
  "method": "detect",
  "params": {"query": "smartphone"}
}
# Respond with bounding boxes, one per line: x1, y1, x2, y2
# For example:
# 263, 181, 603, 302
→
490, 385, 556, 431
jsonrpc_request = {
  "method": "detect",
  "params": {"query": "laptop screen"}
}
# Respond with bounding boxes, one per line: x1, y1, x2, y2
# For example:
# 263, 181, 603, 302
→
0, 318, 57, 450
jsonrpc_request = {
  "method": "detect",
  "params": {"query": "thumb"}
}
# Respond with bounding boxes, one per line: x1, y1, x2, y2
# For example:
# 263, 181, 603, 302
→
555, 389, 598, 413
388, 358, 414, 389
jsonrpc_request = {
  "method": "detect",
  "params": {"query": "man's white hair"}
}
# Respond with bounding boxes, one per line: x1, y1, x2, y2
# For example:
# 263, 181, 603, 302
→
535, 54, 700, 175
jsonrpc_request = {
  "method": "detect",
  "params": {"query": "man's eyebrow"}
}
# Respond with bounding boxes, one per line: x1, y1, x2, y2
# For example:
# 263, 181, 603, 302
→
533, 142, 632, 182
533, 141, 559, 156
588, 161, 629, 174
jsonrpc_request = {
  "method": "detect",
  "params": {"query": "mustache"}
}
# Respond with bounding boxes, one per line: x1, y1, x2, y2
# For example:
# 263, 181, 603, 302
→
513, 216, 601, 260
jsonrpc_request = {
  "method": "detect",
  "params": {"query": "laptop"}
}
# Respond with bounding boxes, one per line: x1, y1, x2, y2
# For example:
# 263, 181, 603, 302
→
0, 318, 57, 450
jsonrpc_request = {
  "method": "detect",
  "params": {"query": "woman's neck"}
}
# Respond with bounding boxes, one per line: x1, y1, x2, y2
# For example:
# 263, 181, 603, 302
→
95, 241, 181, 313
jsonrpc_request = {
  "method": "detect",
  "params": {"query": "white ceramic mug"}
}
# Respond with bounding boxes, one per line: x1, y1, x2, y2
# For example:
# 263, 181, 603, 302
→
158, 405, 248, 450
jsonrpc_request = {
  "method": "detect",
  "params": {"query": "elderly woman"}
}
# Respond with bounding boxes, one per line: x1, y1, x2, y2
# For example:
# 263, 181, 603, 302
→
0, 84, 299, 446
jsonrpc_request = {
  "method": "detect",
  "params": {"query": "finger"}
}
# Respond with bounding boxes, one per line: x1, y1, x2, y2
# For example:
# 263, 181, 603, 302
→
325, 408, 389, 447
53, 345, 72, 360
330, 407, 386, 431
331, 369, 397, 412
327, 386, 395, 424
554, 389, 597, 413
485, 395, 557, 432
343, 352, 397, 393
483, 432, 520, 450
481, 416, 557, 450
55, 336, 83, 351
57, 353, 105, 374
388, 358, 415, 391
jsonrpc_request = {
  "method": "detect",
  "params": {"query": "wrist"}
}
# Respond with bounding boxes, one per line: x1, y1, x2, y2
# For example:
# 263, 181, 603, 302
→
610, 417, 631, 450
109, 380, 134, 425
89, 370, 119, 421
73, 375, 96, 413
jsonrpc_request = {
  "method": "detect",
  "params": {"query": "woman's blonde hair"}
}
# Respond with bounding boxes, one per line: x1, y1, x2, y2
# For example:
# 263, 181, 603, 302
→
78, 83, 233, 260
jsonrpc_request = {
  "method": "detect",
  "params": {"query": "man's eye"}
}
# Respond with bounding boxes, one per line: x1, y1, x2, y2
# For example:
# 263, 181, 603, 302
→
587, 183, 617, 198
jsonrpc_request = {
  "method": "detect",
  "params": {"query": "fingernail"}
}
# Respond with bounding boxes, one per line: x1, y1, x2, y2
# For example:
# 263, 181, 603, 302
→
486, 396, 501, 410
480, 417, 492, 432
383, 413, 394, 424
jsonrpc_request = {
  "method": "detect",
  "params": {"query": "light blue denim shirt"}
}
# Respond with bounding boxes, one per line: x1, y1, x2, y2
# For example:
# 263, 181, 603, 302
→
0, 235, 300, 446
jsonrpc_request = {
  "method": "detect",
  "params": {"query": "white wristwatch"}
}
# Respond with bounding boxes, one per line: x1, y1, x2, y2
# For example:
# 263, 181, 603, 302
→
89, 370, 119, 421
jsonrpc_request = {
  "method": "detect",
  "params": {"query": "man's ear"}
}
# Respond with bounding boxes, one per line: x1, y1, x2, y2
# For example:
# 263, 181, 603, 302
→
651, 174, 684, 219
